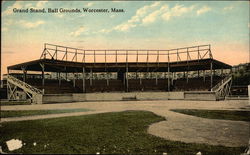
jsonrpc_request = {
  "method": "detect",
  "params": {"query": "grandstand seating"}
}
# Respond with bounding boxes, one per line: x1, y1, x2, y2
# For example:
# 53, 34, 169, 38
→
26, 78, 80, 94
76, 79, 124, 92
173, 76, 223, 91
23, 76, 224, 94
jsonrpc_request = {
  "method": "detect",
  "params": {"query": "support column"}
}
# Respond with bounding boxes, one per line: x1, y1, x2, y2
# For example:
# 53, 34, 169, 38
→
139, 73, 142, 85
126, 65, 129, 92
155, 72, 158, 85
171, 72, 174, 85
73, 73, 76, 87
82, 67, 86, 93
106, 72, 109, 86
168, 65, 170, 91
90, 69, 93, 86
21, 67, 27, 82
203, 70, 205, 82
210, 61, 213, 90
40, 63, 45, 87
186, 71, 189, 83
59, 72, 61, 86
123, 73, 126, 86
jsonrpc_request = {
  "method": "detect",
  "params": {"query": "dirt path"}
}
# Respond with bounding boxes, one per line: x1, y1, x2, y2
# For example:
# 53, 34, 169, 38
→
1, 100, 250, 147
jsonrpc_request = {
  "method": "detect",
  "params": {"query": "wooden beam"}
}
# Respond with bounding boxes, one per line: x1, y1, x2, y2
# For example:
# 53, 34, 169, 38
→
82, 67, 86, 93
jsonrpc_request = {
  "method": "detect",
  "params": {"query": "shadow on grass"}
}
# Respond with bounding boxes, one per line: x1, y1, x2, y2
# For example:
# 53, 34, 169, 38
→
171, 109, 250, 122
1, 110, 245, 154
1, 109, 91, 118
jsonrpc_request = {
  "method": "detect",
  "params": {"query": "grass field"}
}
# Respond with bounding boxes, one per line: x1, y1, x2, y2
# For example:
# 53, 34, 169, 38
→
0, 110, 244, 154
1, 109, 90, 118
171, 109, 250, 122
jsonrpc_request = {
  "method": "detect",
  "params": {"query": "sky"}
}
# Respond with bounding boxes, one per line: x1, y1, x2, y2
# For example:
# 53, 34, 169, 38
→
1, 1, 249, 76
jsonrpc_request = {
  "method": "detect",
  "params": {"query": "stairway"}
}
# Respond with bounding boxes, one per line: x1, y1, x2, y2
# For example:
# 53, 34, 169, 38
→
7, 75, 43, 104
211, 75, 232, 100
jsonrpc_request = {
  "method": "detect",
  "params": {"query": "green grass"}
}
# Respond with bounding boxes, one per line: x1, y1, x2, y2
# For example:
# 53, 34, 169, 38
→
1, 101, 30, 106
0, 111, 245, 154
171, 109, 250, 122
1, 109, 91, 118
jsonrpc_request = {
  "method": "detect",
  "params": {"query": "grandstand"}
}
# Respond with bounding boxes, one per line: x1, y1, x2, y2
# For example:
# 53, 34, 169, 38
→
6, 44, 232, 104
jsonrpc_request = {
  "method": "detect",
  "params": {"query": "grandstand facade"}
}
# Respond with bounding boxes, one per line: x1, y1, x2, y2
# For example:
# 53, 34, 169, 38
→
6, 44, 232, 104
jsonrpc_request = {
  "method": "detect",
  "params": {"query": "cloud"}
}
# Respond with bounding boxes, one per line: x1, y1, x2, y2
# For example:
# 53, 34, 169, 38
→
196, 6, 211, 15
55, 13, 64, 18
142, 5, 168, 24
36, 1, 48, 8
70, 27, 86, 37
114, 23, 136, 32
98, 29, 112, 34
162, 4, 195, 21
113, 2, 161, 32
2, 1, 22, 16
25, 3, 33, 8
97, 3, 206, 34
2, 1, 48, 16
136, 1, 160, 17
19, 20, 45, 28
86, 2, 93, 7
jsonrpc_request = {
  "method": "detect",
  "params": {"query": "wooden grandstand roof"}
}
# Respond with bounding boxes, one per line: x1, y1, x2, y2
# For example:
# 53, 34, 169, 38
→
8, 58, 231, 73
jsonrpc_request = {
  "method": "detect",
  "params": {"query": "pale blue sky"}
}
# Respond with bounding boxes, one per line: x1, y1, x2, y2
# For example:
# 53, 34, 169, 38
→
1, 1, 249, 75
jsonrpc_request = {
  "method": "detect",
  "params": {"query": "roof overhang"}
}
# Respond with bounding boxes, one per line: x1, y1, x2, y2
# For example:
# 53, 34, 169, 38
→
8, 58, 232, 73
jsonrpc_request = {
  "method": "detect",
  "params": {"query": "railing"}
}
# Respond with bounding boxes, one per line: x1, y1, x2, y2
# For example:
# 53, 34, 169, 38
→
7, 75, 43, 95
40, 43, 213, 64
211, 75, 232, 92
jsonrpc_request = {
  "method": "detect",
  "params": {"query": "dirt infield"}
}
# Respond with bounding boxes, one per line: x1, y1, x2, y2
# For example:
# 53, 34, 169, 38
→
1, 100, 250, 147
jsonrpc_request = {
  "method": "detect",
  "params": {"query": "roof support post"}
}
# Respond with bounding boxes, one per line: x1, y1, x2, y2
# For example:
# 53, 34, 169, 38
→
203, 70, 205, 82
82, 67, 86, 93
73, 72, 76, 88
90, 68, 93, 86
139, 72, 142, 85
171, 72, 174, 85
186, 71, 189, 83
40, 63, 45, 87
106, 71, 109, 86
155, 72, 158, 85
21, 66, 27, 82
168, 65, 170, 92
123, 72, 126, 86
210, 61, 213, 90
59, 72, 61, 86
126, 65, 129, 92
